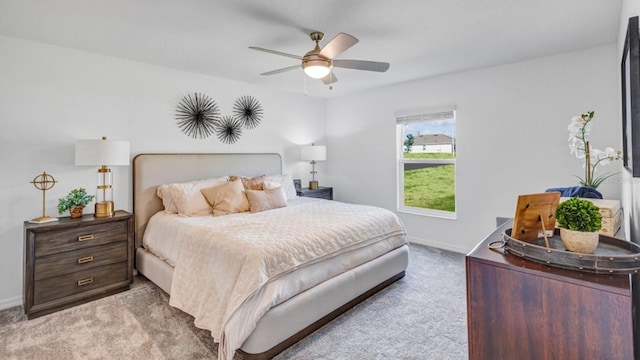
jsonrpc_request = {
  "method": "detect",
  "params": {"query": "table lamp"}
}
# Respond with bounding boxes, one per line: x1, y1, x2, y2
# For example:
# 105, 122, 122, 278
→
300, 144, 326, 190
75, 137, 130, 217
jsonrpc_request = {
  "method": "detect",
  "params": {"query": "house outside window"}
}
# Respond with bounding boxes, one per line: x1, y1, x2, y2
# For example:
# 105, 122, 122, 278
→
396, 107, 456, 218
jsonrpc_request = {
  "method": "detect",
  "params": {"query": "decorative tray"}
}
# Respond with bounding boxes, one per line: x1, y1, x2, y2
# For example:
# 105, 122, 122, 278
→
501, 228, 640, 274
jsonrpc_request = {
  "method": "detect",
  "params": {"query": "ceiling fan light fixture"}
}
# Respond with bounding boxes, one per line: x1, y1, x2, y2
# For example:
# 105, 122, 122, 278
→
302, 59, 331, 79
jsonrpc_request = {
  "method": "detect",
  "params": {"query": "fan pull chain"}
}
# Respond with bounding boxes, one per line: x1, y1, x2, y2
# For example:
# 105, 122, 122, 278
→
304, 73, 308, 96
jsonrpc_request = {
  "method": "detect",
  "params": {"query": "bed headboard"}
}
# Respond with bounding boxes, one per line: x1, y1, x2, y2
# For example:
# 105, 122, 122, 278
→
132, 153, 282, 248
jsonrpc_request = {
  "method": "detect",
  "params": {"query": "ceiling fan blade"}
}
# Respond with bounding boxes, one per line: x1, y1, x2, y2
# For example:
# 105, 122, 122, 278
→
321, 72, 338, 85
333, 59, 390, 72
319, 33, 358, 59
249, 46, 303, 60
260, 65, 300, 76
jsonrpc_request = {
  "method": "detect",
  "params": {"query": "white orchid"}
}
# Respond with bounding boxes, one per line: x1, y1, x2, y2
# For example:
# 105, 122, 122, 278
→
568, 111, 620, 188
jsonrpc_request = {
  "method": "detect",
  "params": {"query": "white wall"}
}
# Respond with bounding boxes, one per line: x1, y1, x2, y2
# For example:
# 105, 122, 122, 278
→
0, 35, 326, 309
0, 33, 624, 309
326, 45, 620, 253
619, 0, 640, 245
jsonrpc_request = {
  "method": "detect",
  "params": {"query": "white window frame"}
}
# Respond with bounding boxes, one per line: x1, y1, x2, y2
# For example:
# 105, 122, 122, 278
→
396, 107, 457, 219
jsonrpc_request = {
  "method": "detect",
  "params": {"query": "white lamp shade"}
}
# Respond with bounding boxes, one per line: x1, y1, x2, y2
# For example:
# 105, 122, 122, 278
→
300, 145, 326, 161
75, 138, 130, 166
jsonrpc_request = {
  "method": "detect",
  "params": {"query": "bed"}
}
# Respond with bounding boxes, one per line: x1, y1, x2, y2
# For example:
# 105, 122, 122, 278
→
132, 153, 410, 360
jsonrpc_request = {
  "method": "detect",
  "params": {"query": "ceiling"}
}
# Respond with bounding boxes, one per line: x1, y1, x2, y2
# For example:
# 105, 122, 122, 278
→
0, 0, 622, 98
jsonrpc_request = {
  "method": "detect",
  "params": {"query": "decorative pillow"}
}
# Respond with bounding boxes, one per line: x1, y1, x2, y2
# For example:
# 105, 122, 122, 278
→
157, 184, 178, 213
200, 179, 250, 216
245, 187, 287, 213
157, 176, 229, 215
264, 174, 297, 200
229, 175, 265, 190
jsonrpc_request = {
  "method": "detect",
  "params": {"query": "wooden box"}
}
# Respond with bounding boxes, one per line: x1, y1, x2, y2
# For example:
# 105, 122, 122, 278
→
600, 209, 622, 236
559, 198, 621, 236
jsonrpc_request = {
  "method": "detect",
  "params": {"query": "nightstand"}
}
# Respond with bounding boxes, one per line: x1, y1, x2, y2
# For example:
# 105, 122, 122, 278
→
23, 210, 133, 319
297, 186, 333, 200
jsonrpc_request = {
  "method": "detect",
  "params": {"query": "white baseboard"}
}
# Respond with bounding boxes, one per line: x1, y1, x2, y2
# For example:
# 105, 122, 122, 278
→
0, 295, 22, 311
406, 235, 472, 254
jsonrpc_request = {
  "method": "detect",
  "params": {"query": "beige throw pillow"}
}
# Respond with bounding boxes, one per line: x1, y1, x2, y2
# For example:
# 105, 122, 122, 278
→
229, 175, 265, 190
157, 176, 229, 214
166, 177, 229, 216
201, 179, 250, 216
245, 187, 287, 213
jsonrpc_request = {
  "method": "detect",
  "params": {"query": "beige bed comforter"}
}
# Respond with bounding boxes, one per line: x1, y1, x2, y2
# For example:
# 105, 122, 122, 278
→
156, 199, 406, 360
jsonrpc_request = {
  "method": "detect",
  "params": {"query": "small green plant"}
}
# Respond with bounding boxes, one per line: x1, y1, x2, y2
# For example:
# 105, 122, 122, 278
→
555, 197, 602, 232
57, 188, 94, 214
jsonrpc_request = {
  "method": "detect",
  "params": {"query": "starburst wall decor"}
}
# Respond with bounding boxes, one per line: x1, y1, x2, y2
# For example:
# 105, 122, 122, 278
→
233, 95, 263, 129
175, 93, 221, 139
175, 93, 264, 144
215, 116, 243, 144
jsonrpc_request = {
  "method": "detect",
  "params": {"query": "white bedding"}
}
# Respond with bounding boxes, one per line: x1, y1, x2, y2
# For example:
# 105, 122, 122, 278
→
142, 198, 407, 360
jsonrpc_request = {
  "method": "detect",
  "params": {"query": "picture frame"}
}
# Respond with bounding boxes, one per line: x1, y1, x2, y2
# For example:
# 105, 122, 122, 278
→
621, 16, 640, 177
511, 192, 560, 242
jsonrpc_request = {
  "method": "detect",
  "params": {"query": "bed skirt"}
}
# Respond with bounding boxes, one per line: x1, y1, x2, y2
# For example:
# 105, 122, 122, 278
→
136, 244, 409, 358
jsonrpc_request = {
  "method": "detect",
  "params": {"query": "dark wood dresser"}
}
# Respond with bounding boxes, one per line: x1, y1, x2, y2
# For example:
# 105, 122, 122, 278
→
23, 210, 133, 319
466, 220, 633, 360
296, 186, 333, 200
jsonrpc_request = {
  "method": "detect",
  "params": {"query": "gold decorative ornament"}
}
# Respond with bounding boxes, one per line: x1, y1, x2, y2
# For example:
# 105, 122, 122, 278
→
29, 171, 59, 223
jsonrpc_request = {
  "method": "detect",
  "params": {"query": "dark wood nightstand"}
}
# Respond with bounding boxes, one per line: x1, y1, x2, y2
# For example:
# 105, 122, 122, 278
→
23, 210, 134, 319
297, 186, 333, 200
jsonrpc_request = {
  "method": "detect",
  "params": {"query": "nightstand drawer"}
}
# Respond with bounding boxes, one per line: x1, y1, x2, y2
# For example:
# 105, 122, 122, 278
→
34, 221, 128, 257
33, 262, 128, 305
34, 241, 128, 281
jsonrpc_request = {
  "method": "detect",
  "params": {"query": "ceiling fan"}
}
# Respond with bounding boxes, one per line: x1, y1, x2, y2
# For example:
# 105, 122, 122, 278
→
249, 32, 390, 85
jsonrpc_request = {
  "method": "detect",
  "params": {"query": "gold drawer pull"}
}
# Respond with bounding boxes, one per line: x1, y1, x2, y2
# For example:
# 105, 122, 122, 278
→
78, 234, 94, 242
77, 256, 94, 264
77, 277, 94, 286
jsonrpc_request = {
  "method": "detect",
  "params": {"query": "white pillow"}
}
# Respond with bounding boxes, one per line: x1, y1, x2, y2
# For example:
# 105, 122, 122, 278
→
245, 187, 287, 213
157, 176, 229, 215
264, 181, 282, 190
264, 174, 297, 200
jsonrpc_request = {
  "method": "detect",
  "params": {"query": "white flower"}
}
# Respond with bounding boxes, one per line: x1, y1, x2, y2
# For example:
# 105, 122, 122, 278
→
603, 147, 618, 158
567, 111, 620, 188
568, 137, 584, 158
567, 119, 582, 135
589, 148, 603, 165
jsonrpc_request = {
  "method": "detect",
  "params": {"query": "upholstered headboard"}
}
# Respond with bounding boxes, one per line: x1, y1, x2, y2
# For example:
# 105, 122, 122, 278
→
132, 153, 282, 248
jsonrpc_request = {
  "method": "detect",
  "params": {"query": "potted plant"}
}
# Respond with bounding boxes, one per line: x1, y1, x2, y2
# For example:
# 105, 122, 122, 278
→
58, 188, 94, 218
555, 197, 602, 253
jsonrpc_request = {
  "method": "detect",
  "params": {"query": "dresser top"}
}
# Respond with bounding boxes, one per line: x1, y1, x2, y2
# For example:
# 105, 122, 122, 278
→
467, 219, 630, 294
25, 210, 132, 230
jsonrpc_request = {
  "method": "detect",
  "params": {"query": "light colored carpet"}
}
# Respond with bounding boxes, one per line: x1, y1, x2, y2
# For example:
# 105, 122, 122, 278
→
0, 244, 468, 359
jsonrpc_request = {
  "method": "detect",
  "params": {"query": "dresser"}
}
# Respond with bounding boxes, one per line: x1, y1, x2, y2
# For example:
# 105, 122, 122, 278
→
23, 210, 133, 319
466, 220, 634, 360
296, 186, 333, 200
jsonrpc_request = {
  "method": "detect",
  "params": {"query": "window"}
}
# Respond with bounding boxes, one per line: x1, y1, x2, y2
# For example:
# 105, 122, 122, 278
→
396, 108, 456, 218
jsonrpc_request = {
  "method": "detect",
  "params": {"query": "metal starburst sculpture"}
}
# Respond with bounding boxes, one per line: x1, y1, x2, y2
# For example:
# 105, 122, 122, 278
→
233, 95, 263, 129
176, 93, 220, 139
215, 115, 243, 144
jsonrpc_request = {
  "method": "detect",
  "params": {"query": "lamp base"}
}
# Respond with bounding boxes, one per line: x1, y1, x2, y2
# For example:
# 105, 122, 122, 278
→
309, 181, 319, 190
95, 201, 114, 218
29, 216, 59, 224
